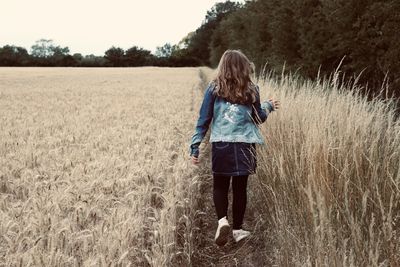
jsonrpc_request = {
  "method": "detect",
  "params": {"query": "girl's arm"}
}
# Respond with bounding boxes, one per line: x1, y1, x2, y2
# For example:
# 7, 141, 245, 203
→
252, 85, 273, 124
189, 83, 215, 157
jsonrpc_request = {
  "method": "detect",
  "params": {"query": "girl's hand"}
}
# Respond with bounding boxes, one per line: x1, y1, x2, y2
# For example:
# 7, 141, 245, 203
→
268, 98, 280, 110
191, 155, 200, 165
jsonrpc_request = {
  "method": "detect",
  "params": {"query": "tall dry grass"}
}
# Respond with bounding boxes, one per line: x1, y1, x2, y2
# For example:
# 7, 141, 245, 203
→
256, 70, 400, 266
0, 67, 206, 266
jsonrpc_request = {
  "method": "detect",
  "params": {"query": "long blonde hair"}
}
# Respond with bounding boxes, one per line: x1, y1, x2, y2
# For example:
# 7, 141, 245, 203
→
213, 49, 256, 105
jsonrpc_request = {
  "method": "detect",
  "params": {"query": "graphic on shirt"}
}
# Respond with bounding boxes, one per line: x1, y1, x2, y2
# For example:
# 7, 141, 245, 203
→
223, 102, 239, 123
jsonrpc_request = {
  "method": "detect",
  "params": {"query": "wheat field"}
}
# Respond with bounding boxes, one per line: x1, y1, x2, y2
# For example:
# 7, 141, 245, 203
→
1, 67, 399, 266
0, 67, 213, 266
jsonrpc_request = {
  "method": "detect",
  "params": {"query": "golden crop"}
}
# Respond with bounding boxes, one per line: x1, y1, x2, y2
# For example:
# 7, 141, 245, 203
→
1, 67, 399, 266
0, 67, 209, 266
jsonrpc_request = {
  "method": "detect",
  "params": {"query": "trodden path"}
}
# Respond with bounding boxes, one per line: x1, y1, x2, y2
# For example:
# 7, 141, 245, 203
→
190, 145, 274, 267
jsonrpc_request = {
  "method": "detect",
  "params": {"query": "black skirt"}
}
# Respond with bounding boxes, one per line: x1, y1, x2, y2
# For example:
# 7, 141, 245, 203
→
211, 142, 257, 176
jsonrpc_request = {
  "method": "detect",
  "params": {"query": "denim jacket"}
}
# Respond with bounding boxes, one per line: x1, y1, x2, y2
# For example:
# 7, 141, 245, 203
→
189, 82, 274, 157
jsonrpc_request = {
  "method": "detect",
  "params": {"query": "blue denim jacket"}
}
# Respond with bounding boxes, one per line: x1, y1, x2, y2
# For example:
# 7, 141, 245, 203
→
190, 82, 274, 157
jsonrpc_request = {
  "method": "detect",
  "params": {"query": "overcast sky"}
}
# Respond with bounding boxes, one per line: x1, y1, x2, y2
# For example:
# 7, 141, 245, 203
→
1, 0, 242, 56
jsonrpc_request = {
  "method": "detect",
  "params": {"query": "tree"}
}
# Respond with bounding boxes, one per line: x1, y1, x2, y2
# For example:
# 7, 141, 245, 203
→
204, 0, 400, 98
104, 46, 125, 67
351, 0, 400, 97
205, 0, 242, 24
125, 46, 154, 66
155, 43, 174, 58
30, 39, 71, 66
73, 53, 83, 60
0, 45, 30, 66
185, 1, 241, 66
51, 46, 70, 66
81, 54, 108, 67
31, 39, 56, 58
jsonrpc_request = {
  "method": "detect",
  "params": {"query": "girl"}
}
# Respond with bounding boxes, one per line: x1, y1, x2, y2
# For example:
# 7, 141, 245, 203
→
189, 49, 280, 246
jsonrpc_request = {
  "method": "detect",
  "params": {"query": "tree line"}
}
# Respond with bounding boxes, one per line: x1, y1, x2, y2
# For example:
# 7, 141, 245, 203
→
185, 0, 399, 99
0, 39, 200, 67
1, 0, 399, 98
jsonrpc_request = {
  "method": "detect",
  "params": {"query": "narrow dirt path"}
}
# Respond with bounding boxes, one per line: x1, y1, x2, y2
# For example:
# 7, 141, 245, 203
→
190, 70, 274, 266
191, 157, 274, 266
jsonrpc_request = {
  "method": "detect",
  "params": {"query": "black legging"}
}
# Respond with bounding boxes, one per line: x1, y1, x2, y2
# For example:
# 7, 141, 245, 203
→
213, 174, 248, 230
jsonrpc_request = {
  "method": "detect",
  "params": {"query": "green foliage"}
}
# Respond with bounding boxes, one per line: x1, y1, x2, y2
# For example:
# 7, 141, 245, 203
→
350, 1, 400, 92
30, 39, 56, 58
104, 46, 125, 67
184, 1, 242, 66
29, 39, 73, 66
80, 54, 108, 67
204, 0, 400, 98
125, 46, 154, 67
0, 45, 30, 66
103, 46, 155, 67
155, 43, 174, 58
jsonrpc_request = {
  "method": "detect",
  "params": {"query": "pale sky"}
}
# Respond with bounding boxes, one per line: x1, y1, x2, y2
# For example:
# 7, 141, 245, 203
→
1, 0, 243, 56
